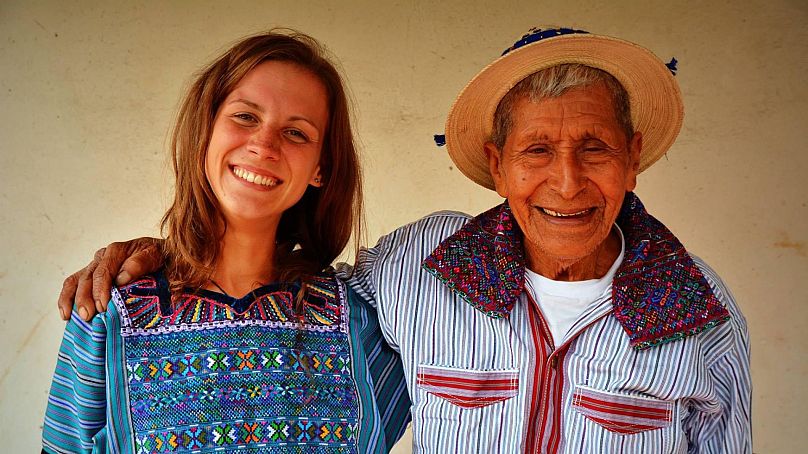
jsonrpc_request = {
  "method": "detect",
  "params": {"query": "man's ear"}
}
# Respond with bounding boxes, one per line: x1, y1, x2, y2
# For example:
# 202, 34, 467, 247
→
485, 142, 508, 198
626, 132, 642, 191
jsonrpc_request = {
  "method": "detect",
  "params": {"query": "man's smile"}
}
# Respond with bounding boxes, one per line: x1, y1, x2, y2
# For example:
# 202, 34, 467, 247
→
538, 207, 595, 218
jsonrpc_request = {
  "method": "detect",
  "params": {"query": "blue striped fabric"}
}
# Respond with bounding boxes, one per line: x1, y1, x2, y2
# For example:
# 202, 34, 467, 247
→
344, 210, 752, 453
42, 276, 411, 454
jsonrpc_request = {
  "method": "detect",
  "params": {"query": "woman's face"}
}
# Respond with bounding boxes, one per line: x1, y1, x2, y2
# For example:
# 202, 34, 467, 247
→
205, 60, 329, 228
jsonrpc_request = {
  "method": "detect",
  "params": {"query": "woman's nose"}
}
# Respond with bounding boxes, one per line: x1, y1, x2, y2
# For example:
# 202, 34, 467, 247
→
247, 127, 281, 159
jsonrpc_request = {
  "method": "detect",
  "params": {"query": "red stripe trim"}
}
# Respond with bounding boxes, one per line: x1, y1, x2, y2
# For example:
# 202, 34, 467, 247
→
417, 376, 518, 391
574, 393, 672, 419
418, 374, 516, 385
582, 414, 661, 434
429, 392, 512, 408
524, 301, 546, 452
547, 348, 565, 453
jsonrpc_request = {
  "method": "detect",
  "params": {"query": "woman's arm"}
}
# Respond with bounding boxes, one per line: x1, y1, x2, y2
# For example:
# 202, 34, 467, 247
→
42, 312, 109, 453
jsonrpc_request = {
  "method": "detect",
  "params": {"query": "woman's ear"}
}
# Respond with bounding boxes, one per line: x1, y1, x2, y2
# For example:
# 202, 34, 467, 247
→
310, 166, 323, 187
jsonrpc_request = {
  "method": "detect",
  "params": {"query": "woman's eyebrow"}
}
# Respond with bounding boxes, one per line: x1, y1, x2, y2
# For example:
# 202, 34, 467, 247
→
228, 98, 262, 111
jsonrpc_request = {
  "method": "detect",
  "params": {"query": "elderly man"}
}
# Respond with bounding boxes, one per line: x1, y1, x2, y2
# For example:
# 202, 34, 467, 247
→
61, 28, 751, 452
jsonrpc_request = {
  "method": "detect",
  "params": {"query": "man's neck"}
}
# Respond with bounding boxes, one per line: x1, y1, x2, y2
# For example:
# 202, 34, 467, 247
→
527, 228, 622, 282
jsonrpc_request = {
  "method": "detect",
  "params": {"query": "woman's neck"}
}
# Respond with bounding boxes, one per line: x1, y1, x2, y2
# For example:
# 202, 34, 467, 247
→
208, 220, 278, 298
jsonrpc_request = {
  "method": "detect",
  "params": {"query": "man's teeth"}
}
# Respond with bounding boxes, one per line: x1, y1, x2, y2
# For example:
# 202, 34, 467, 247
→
233, 167, 278, 187
542, 208, 590, 217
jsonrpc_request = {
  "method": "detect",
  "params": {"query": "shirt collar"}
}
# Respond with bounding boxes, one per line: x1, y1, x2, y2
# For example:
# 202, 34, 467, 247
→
422, 192, 730, 350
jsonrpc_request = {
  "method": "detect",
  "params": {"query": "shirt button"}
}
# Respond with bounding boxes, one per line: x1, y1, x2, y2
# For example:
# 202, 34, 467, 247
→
549, 357, 558, 369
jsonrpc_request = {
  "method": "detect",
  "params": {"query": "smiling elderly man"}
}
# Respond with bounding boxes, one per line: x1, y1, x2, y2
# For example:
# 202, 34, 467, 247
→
60, 28, 751, 453
346, 28, 751, 452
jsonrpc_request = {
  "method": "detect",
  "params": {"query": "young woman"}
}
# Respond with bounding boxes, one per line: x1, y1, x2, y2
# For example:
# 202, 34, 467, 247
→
43, 31, 410, 454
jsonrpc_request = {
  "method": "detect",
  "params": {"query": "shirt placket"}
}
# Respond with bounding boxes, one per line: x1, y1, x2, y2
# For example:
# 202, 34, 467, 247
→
522, 291, 613, 453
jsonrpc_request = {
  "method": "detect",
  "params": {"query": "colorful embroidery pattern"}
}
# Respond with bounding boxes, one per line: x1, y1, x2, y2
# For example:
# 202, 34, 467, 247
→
114, 273, 361, 452
421, 193, 729, 349
612, 193, 730, 349
119, 274, 343, 334
422, 203, 525, 318
134, 418, 357, 453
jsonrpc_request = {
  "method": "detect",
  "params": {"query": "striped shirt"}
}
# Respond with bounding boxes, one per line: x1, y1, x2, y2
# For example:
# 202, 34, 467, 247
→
344, 195, 751, 453
43, 272, 411, 453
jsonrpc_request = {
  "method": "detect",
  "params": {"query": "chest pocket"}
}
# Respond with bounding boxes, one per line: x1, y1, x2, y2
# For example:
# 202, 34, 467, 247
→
416, 364, 519, 409
570, 385, 679, 453
572, 385, 673, 433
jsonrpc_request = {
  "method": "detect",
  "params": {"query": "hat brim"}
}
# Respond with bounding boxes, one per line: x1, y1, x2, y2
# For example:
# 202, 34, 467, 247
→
445, 34, 684, 190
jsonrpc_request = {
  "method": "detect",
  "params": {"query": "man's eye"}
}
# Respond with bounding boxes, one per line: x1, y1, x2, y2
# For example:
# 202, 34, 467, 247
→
582, 140, 610, 153
526, 147, 549, 154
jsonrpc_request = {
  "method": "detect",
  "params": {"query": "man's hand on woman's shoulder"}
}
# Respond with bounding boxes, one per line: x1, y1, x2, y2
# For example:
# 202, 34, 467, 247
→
58, 237, 164, 321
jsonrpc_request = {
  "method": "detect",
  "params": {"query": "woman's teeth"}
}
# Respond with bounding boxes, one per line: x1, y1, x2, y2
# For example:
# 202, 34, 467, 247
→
233, 167, 278, 187
541, 208, 591, 217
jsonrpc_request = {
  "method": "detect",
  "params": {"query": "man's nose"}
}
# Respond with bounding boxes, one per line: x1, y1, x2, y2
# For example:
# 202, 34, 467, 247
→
547, 153, 586, 199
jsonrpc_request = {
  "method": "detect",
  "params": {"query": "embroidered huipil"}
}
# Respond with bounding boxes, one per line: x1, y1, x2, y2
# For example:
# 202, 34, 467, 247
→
345, 193, 751, 453
43, 272, 410, 454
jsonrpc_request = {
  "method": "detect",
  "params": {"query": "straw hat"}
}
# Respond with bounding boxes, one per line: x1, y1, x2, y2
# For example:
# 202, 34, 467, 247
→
444, 27, 684, 190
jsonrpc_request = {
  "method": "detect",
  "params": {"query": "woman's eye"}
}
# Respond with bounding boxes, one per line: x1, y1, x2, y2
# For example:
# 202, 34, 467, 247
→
232, 113, 257, 123
284, 129, 309, 143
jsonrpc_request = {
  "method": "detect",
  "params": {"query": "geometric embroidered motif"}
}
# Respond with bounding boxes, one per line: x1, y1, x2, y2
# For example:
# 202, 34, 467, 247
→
422, 203, 525, 318
126, 347, 351, 382
612, 192, 730, 350
134, 418, 357, 453
114, 272, 361, 452
118, 273, 343, 335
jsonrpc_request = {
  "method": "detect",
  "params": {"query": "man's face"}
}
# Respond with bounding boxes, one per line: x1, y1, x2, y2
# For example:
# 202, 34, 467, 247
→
486, 82, 641, 272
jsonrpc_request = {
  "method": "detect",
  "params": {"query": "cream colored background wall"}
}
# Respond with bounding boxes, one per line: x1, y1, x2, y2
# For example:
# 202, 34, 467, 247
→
1, 1, 805, 452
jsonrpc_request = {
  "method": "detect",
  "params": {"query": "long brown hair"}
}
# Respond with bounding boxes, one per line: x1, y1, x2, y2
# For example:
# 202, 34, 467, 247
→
161, 29, 362, 294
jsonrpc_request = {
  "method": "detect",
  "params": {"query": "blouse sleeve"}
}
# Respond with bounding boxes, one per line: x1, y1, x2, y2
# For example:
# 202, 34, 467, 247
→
42, 311, 108, 454
345, 286, 412, 452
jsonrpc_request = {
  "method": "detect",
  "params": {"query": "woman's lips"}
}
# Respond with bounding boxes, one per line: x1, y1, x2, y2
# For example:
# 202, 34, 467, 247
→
231, 165, 281, 188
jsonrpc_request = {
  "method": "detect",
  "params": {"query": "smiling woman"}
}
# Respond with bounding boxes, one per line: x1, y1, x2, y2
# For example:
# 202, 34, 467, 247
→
41, 30, 410, 454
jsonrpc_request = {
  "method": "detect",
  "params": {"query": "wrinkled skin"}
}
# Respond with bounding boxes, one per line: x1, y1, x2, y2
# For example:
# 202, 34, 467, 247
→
57, 238, 162, 321
485, 82, 641, 281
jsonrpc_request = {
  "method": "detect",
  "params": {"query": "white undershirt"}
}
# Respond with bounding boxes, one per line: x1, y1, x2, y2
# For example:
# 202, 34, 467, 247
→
524, 225, 625, 347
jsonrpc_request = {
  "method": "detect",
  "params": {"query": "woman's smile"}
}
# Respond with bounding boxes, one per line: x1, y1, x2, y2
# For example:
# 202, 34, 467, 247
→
231, 165, 282, 189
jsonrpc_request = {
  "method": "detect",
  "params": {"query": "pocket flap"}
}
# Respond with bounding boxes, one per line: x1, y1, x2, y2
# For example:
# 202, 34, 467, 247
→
572, 385, 673, 434
417, 365, 519, 409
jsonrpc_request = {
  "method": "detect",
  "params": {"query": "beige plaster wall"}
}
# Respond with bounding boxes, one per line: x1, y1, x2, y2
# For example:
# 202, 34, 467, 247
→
1, 1, 806, 452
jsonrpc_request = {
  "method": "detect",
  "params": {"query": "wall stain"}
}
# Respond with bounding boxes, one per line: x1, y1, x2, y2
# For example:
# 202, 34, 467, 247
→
0, 310, 49, 389
773, 236, 807, 257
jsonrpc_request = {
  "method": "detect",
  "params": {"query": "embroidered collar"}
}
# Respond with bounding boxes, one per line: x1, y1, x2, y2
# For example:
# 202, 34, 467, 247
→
422, 192, 730, 350
114, 271, 345, 335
